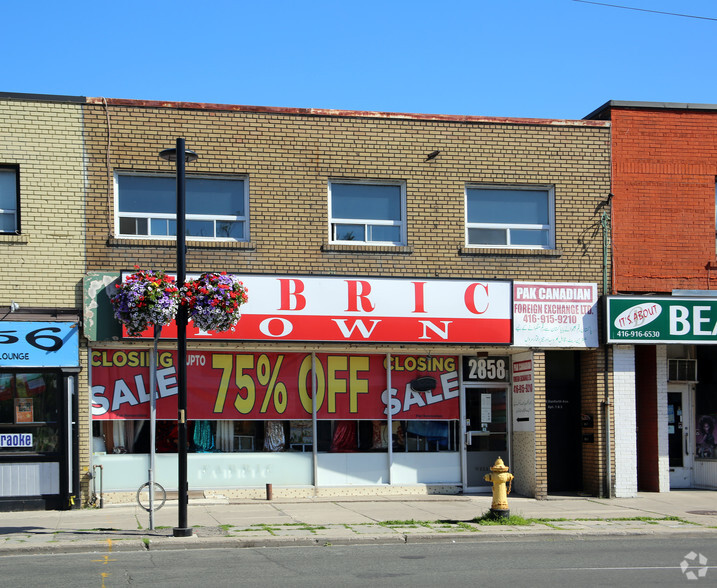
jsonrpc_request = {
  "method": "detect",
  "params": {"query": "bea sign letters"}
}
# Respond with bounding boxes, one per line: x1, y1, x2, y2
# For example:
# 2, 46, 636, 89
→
607, 297, 717, 344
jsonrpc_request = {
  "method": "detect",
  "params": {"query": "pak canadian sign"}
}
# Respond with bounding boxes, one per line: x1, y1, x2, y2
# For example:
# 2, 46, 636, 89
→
123, 274, 512, 345
607, 296, 717, 343
513, 282, 598, 348
91, 349, 460, 421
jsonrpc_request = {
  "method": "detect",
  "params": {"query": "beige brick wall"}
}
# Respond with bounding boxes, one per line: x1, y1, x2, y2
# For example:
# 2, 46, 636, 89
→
0, 100, 85, 307
0, 98, 89, 504
80, 100, 612, 498
581, 347, 613, 497
83, 102, 611, 287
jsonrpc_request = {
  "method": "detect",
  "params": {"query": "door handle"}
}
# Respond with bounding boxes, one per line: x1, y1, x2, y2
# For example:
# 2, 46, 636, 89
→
465, 432, 472, 446
684, 431, 689, 455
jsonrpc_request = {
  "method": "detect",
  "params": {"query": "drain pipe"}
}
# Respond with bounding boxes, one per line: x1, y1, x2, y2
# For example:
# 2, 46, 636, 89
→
601, 205, 613, 499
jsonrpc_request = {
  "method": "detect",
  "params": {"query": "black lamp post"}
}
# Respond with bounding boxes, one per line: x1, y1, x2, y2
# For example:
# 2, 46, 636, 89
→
159, 138, 198, 538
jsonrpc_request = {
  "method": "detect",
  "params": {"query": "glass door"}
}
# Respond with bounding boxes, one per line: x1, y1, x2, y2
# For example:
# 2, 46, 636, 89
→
668, 383, 694, 488
463, 385, 509, 490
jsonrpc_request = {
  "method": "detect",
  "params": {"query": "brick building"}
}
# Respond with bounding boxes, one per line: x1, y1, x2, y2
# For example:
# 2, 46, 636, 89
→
1, 92, 615, 507
0, 94, 85, 509
82, 97, 613, 503
587, 101, 717, 493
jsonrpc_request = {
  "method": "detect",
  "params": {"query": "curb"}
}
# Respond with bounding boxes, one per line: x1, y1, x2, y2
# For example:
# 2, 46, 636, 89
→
1, 526, 715, 556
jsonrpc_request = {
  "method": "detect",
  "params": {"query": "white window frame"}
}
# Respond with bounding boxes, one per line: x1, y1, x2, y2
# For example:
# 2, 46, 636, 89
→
465, 184, 555, 250
114, 172, 249, 242
0, 166, 19, 235
328, 179, 407, 246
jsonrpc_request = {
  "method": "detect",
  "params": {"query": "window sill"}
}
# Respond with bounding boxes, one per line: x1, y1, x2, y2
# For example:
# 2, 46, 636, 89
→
107, 236, 256, 251
459, 246, 562, 258
0, 234, 28, 245
322, 243, 413, 255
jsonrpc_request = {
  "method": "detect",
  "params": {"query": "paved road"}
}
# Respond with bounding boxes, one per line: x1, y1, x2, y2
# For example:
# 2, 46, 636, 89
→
0, 536, 713, 587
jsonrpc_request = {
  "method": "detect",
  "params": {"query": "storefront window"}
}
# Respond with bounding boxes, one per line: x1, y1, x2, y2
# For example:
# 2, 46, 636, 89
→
91, 350, 460, 448
93, 419, 461, 454
0, 372, 60, 454
695, 348, 717, 460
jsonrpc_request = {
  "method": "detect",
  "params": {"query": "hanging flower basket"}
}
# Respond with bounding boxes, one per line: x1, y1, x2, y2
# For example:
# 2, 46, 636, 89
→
110, 267, 180, 336
182, 272, 249, 333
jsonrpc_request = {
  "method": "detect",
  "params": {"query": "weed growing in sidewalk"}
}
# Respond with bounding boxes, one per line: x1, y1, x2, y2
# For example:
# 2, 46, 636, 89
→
230, 523, 328, 536
379, 519, 432, 529
472, 513, 533, 526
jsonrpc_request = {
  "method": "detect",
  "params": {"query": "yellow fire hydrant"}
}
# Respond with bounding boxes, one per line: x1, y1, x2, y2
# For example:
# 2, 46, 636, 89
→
484, 456, 514, 518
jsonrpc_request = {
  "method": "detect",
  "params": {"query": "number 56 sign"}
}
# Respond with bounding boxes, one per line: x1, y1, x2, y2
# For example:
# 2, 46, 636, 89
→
0, 322, 79, 368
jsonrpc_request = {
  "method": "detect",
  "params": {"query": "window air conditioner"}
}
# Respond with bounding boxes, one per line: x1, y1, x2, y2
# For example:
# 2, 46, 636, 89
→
668, 359, 697, 382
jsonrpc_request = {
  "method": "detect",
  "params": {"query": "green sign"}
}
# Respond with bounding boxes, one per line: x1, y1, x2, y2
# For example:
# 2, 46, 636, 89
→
607, 296, 717, 344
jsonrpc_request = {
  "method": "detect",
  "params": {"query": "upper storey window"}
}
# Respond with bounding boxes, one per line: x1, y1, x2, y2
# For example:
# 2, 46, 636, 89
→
465, 185, 555, 249
115, 174, 248, 241
0, 166, 19, 234
329, 180, 406, 246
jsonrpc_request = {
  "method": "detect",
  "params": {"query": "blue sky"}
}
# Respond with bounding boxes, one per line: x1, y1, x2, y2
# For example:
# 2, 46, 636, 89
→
5, 0, 716, 119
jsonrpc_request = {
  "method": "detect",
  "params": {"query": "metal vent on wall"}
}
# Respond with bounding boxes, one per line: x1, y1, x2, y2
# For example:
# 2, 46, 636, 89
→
668, 359, 697, 382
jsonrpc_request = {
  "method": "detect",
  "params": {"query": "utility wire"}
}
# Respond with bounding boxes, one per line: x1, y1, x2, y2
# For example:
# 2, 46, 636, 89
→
573, 0, 717, 22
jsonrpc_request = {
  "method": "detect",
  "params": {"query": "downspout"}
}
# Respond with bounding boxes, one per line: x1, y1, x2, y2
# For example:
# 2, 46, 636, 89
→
601, 204, 612, 498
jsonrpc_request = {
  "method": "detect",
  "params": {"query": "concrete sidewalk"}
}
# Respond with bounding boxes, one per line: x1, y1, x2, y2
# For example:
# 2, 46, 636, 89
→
0, 490, 715, 555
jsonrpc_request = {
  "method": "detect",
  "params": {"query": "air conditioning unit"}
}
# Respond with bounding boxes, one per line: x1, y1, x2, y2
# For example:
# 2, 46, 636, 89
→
668, 359, 697, 382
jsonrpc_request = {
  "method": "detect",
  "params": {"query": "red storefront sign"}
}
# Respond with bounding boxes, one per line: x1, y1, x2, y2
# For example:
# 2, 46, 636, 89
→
122, 275, 513, 345
91, 349, 460, 421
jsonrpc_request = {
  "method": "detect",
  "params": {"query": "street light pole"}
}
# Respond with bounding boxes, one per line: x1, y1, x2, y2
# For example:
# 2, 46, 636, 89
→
159, 138, 198, 538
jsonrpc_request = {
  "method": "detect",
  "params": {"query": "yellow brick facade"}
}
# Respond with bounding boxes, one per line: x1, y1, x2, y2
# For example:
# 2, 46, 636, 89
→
83, 102, 611, 287
0, 99, 85, 306
0, 97, 88, 508
78, 99, 614, 499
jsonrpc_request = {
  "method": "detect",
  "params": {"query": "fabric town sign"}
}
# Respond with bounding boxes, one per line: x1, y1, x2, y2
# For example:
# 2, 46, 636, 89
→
124, 274, 513, 345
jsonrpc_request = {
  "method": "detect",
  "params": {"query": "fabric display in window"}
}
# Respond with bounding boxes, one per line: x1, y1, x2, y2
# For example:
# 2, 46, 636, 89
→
330, 421, 357, 452
263, 421, 285, 451
371, 421, 388, 449
156, 421, 179, 453
193, 420, 215, 452
392, 421, 405, 447
112, 421, 127, 453
290, 421, 312, 445
216, 420, 234, 452
406, 421, 449, 449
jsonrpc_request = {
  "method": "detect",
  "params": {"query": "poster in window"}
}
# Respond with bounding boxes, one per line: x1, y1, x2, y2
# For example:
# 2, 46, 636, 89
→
696, 414, 716, 460
15, 398, 34, 423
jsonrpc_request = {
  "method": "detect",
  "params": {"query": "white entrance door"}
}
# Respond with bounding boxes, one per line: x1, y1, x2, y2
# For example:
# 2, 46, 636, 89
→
668, 383, 694, 488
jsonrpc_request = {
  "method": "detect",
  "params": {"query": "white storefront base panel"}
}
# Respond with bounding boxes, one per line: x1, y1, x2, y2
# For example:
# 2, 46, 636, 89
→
93, 453, 313, 491
391, 453, 460, 485
316, 454, 387, 485
94, 452, 462, 491
0, 463, 60, 497
695, 461, 717, 488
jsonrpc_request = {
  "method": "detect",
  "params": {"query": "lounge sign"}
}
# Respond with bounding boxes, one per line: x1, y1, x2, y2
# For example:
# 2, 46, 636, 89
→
126, 275, 513, 345
0, 321, 79, 367
607, 296, 717, 343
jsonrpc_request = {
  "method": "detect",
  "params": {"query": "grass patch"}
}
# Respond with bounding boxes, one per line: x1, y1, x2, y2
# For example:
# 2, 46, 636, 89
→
472, 513, 534, 526
244, 523, 328, 536
379, 519, 432, 529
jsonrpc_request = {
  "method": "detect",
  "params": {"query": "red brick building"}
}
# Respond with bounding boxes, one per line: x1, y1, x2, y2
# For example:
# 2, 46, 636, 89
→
587, 101, 717, 493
